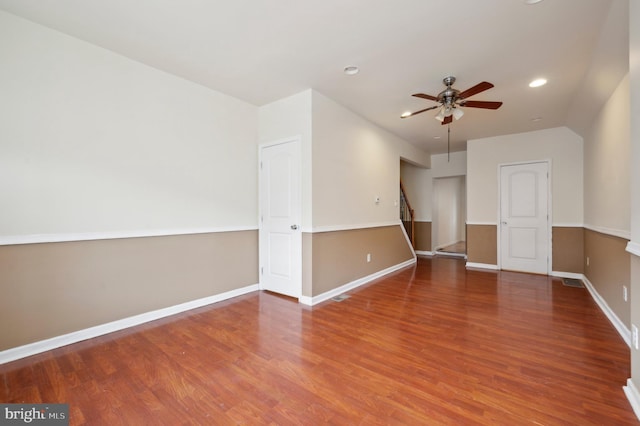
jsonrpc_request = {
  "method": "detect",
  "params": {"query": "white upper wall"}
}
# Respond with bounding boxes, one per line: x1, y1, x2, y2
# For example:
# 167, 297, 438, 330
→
431, 151, 467, 178
311, 91, 429, 230
631, 3, 640, 244
400, 162, 432, 222
0, 11, 258, 238
583, 74, 630, 237
467, 127, 583, 225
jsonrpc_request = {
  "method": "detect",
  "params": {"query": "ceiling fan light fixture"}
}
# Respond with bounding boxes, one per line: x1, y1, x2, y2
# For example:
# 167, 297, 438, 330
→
452, 107, 464, 120
435, 107, 446, 122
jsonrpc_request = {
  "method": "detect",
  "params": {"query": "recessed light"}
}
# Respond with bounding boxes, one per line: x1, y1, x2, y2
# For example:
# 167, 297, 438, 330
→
524, 0, 543, 4
433, 136, 442, 139
529, 78, 547, 88
344, 66, 359, 75
401, 111, 412, 118
531, 117, 543, 122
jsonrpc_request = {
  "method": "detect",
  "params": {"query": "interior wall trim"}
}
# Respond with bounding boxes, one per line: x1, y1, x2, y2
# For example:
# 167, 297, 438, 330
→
465, 221, 497, 226
582, 275, 631, 346
0, 226, 258, 246
0, 283, 260, 365
551, 223, 584, 227
623, 379, 640, 421
584, 224, 631, 240
415, 250, 433, 256
626, 241, 640, 257
298, 258, 415, 306
308, 221, 401, 234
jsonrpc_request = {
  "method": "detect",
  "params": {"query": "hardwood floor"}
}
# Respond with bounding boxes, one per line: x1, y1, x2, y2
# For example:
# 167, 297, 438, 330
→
1, 257, 636, 425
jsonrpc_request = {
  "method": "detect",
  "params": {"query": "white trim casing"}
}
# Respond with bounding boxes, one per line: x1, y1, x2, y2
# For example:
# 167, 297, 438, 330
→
465, 221, 498, 226
0, 284, 260, 365
0, 226, 258, 246
584, 224, 631, 241
465, 262, 499, 271
624, 379, 640, 421
627, 241, 640, 257
398, 220, 417, 261
309, 221, 402, 234
299, 259, 416, 306
415, 250, 433, 256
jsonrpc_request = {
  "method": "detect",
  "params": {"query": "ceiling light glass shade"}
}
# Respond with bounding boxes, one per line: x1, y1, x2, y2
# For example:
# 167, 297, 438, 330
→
444, 105, 453, 116
435, 107, 445, 122
452, 107, 464, 120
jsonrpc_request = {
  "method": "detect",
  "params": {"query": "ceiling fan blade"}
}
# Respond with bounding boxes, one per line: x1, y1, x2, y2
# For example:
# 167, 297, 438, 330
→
401, 105, 439, 118
462, 100, 503, 109
441, 115, 453, 125
412, 93, 439, 102
458, 81, 494, 99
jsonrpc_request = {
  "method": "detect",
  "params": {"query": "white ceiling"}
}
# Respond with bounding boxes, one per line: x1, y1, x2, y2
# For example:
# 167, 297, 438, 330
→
0, 0, 629, 154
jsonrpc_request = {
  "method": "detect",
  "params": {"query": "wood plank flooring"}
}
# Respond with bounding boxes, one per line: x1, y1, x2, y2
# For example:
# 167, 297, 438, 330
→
1, 257, 637, 424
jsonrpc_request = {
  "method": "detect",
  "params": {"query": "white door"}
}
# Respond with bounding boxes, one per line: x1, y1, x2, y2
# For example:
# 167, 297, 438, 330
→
499, 162, 549, 274
259, 139, 301, 298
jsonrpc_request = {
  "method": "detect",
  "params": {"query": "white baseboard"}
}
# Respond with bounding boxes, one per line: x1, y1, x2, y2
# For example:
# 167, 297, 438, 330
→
465, 262, 498, 271
415, 250, 433, 256
299, 258, 416, 306
624, 379, 640, 421
0, 284, 260, 365
550, 271, 584, 280
581, 275, 631, 347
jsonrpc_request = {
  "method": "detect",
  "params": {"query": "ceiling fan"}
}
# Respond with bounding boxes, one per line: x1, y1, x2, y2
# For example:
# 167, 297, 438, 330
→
401, 76, 502, 124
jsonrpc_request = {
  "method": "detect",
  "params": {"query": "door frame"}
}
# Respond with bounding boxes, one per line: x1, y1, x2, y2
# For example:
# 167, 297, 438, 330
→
497, 160, 552, 274
258, 136, 303, 298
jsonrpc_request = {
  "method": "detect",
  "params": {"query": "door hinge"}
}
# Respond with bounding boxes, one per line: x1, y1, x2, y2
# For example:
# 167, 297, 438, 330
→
260, 161, 263, 170
261, 267, 264, 275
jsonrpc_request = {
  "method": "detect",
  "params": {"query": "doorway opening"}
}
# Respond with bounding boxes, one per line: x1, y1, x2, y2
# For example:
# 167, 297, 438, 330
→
433, 175, 466, 257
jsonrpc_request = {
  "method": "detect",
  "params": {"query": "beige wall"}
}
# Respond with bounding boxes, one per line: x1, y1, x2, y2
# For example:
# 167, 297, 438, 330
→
466, 225, 497, 266
584, 229, 630, 328
0, 231, 258, 351
414, 221, 432, 253
308, 225, 413, 296
552, 227, 584, 274
629, 0, 640, 388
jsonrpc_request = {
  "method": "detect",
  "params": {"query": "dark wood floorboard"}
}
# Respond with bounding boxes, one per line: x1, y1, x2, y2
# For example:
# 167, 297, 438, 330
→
1, 257, 637, 425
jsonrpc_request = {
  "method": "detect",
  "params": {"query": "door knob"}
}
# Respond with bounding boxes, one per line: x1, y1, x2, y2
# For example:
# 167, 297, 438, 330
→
291, 224, 298, 230
501, 221, 508, 225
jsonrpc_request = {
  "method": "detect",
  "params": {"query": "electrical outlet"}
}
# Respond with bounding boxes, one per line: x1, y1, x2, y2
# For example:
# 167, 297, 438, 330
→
586, 256, 590, 266
624, 286, 628, 302
633, 325, 639, 350
367, 253, 371, 263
